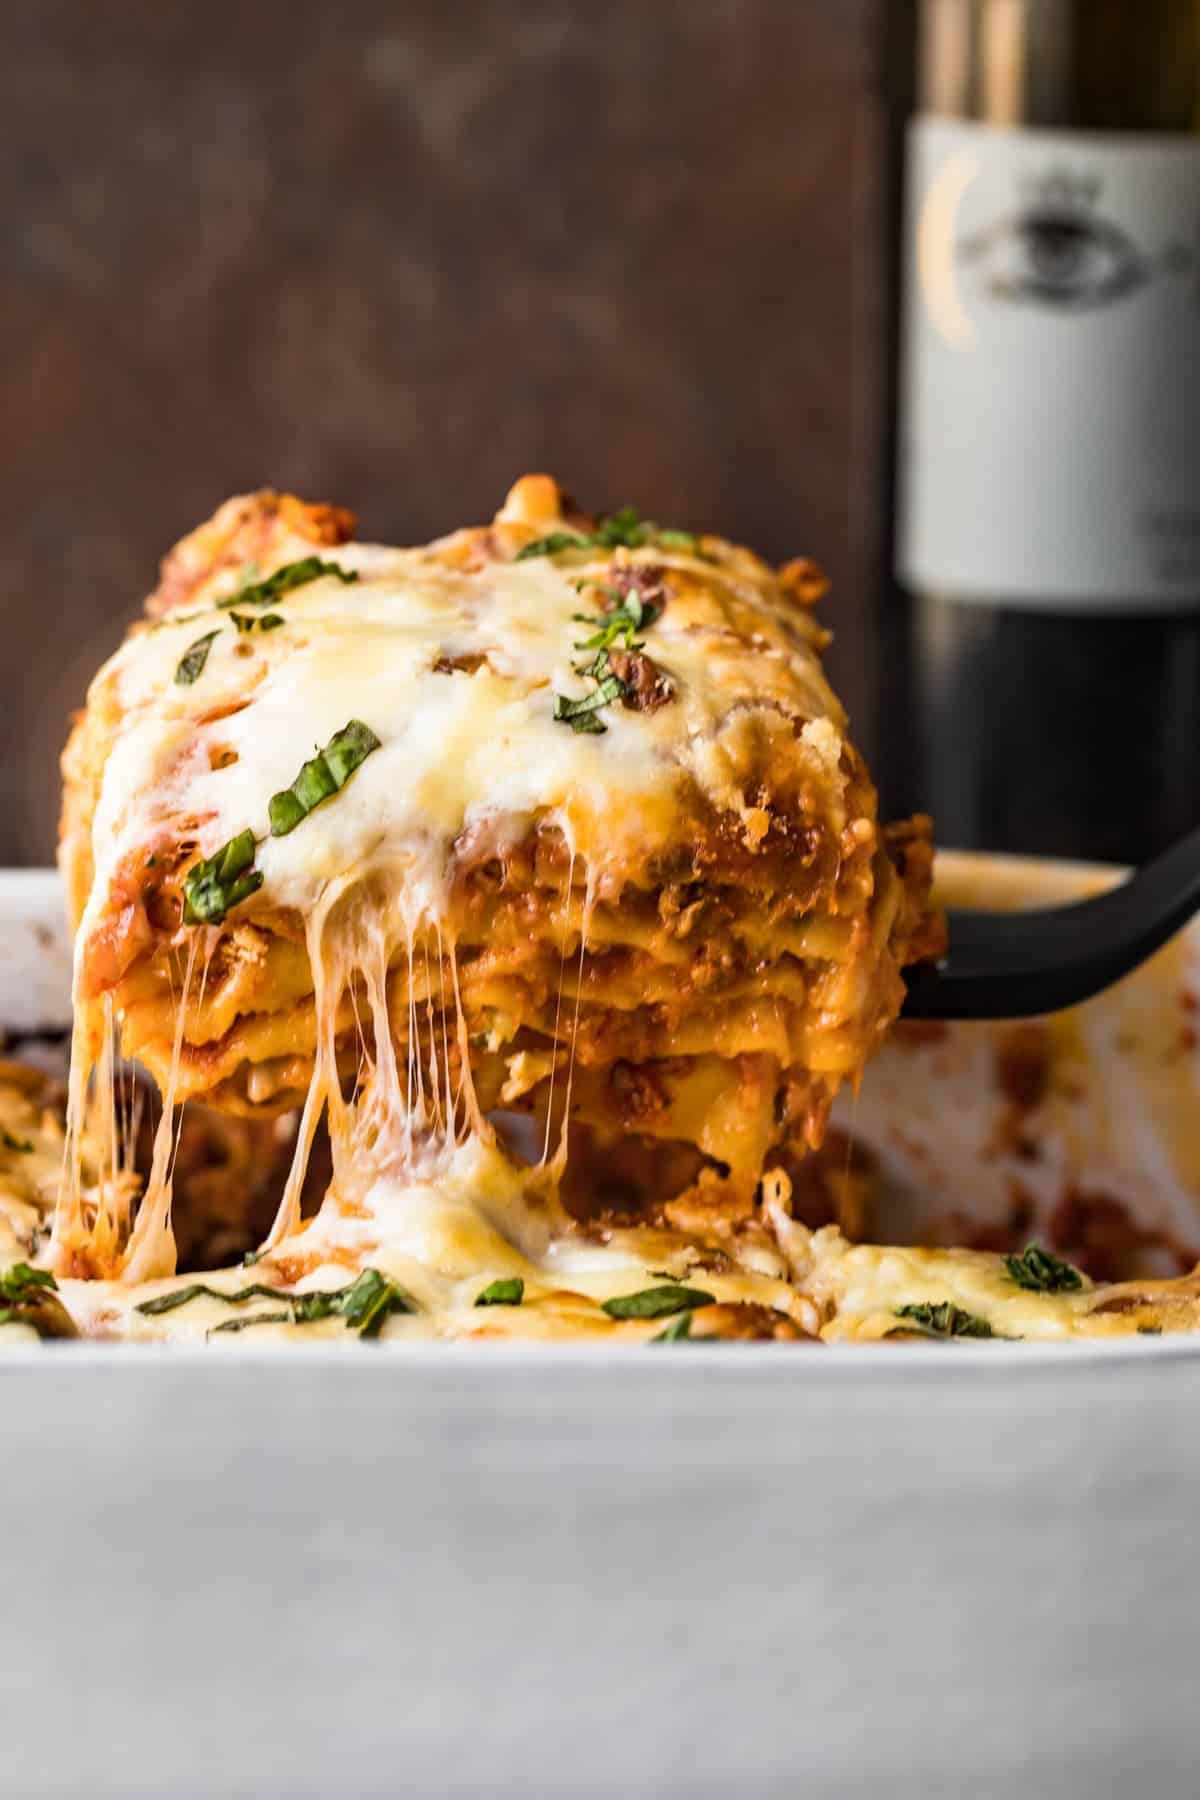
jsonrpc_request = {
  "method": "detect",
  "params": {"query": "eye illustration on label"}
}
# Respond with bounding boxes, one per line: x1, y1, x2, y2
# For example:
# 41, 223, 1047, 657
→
959, 167, 1152, 309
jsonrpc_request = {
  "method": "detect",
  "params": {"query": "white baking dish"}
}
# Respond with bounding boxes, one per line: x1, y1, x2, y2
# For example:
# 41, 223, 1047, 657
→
2, 860, 1198, 1800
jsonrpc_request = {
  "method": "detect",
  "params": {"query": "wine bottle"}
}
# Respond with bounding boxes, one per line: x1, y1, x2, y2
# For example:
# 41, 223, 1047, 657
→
887, 0, 1200, 863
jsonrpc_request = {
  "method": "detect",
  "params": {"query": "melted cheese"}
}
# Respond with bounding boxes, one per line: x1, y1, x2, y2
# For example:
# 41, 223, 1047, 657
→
56, 1137, 817, 1344
79, 541, 844, 950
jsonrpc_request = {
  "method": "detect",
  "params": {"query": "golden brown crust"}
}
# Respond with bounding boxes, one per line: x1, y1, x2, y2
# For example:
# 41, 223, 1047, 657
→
145, 490, 356, 620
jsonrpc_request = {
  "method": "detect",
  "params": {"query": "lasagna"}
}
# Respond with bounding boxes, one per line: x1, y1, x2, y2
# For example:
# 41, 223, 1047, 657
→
1, 475, 1195, 1345
55, 476, 937, 1280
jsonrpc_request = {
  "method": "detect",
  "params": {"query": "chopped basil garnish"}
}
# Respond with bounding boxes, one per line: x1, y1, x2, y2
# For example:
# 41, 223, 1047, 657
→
218, 555, 357, 611
181, 828, 263, 926
268, 719, 381, 837
475, 1277, 524, 1307
136, 1282, 236, 1315
573, 592, 657, 659
515, 530, 592, 562
592, 505, 647, 549
1004, 1244, 1084, 1293
138, 1268, 412, 1338
0, 1262, 77, 1339
1, 1130, 34, 1154
229, 610, 285, 636
655, 527, 704, 556
1, 1263, 55, 1300
651, 1311, 696, 1342
517, 507, 704, 562
554, 572, 666, 732
891, 1302, 997, 1340
341, 1270, 410, 1338
602, 1283, 716, 1321
209, 1311, 294, 1335
553, 675, 626, 736
174, 630, 220, 686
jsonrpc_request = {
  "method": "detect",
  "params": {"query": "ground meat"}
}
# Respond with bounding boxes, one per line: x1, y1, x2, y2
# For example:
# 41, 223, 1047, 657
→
607, 649, 674, 712
608, 1060, 668, 1127
607, 562, 667, 615
433, 652, 488, 675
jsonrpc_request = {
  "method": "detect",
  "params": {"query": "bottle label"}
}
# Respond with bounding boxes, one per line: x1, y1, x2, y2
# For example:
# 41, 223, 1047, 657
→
898, 116, 1200, 611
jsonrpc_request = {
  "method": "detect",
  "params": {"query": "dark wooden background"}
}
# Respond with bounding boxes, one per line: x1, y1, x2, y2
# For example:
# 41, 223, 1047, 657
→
1, 0, 890, 866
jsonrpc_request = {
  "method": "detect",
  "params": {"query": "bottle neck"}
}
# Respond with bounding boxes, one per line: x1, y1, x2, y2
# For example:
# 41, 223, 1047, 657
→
915, 0, 1200, 131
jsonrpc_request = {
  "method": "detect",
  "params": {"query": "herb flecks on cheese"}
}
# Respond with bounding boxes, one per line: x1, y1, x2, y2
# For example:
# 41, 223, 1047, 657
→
515, 506, 704, 563
475, 1277, 524, 1307
553, 675, 626, 735
181, 829, 263, 926
174, 630, 221, 687
0, 1264, 78, 1339
218, 555, 358, 612
268, 720, 381, 838
602, 1284, 716, 1321
137, 1269, 412, 1337
892, 1302, 999, 1340
1005, 1245, 1085, 1294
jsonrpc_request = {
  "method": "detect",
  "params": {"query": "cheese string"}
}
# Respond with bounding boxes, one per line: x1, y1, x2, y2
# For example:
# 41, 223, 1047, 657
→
121, 936, 199, 1282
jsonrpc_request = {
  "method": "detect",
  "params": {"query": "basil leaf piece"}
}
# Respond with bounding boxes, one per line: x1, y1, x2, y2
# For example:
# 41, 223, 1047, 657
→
136, 1282, 230, 1316
475, 1277, 524, 1307
209, 1310, 294, 1336
515, 508, 692, 562
655, 528, 703, 555
892, 1302, 997, 1340
136, 1280, 300, 1317
137, 1268, 412, 1337
556, 707, 607, 735
1, 1130, 34, 1154
553, 674, 626, 735
174, 630, 220, 686
1004, 1245, 1084, 1294
229, 610, 286, 636
0, 1263, 56, 1301
573, 597, 654, 658
0, 1262, 77, 1339
334, 1270, 408, 1337
602, 1284, 716, 1321
268, 720, 381, 838
593, 505, 648, 549
651, 1311, 695, 1342
515, 530, 592, 562
218, 555, 357, 611
181, 828, 263, 926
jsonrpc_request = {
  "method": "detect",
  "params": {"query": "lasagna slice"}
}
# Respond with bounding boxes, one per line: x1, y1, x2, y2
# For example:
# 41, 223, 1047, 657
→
57, 475, 940, 1280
